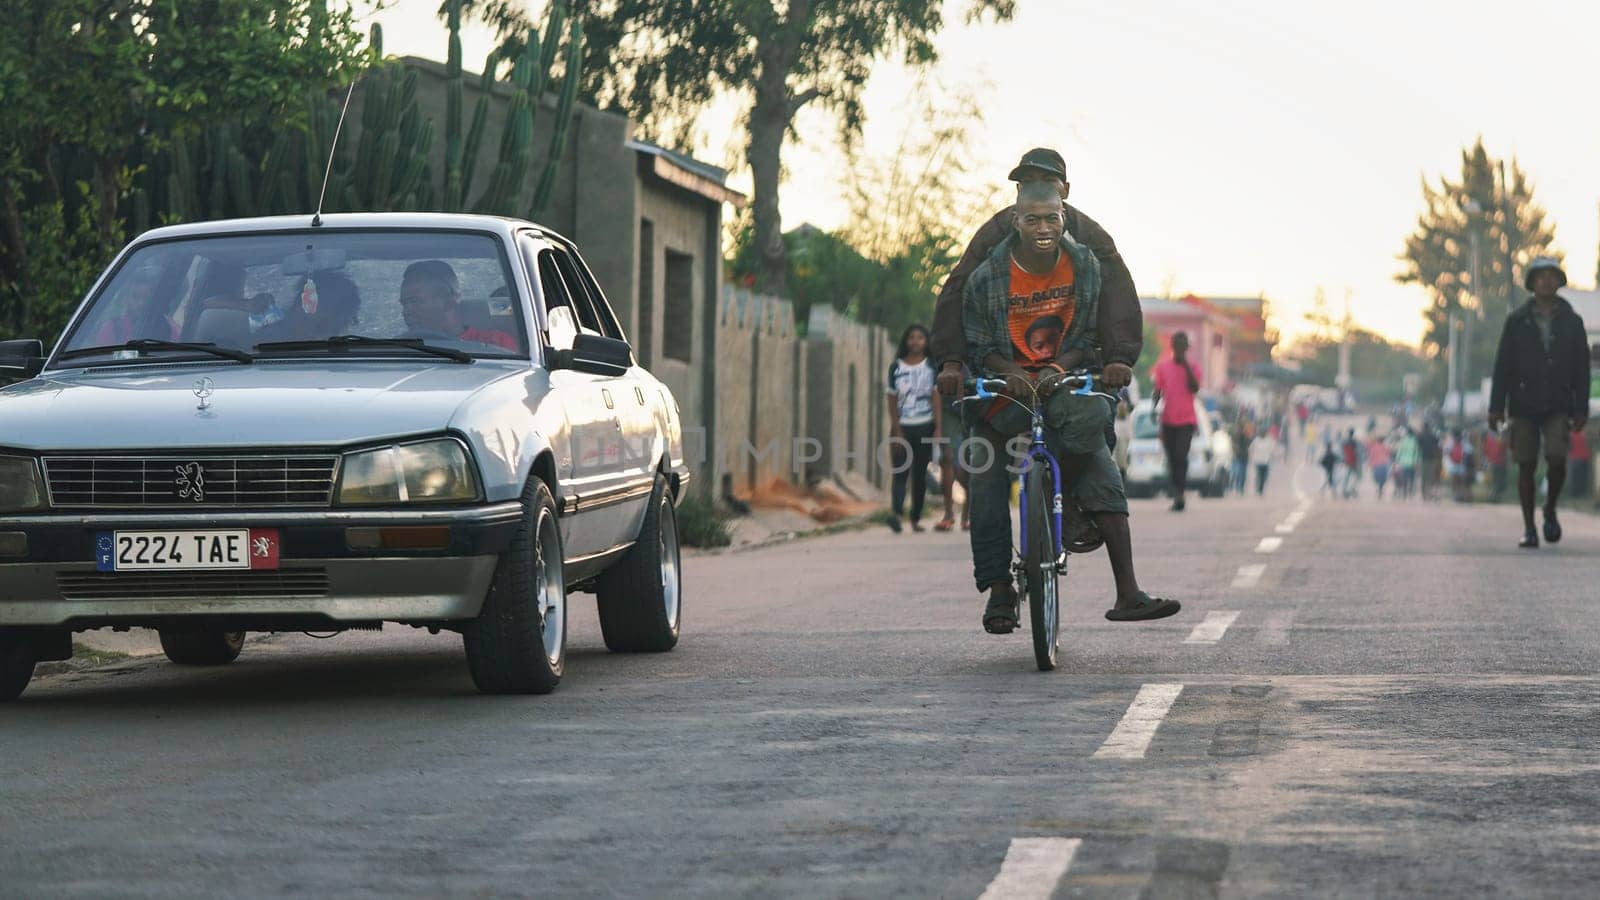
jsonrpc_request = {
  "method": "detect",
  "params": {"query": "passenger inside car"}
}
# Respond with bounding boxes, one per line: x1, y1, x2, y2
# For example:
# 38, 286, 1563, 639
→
252, 271, 363, 345
397, 259, 519, 351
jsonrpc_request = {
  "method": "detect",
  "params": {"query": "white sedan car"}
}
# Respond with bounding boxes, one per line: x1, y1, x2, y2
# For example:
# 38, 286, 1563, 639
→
1120, 398, 1233, 499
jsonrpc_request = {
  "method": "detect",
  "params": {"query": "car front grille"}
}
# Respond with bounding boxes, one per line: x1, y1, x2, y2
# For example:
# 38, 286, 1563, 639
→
42, 455, 339, 508
56, 569, 331, 602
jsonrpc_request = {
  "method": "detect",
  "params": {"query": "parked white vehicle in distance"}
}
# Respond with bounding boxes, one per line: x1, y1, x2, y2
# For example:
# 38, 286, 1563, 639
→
1121, 398, 1233, 499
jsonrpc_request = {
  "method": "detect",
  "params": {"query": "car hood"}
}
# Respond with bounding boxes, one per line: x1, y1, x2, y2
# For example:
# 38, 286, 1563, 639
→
0, 361, 524, 451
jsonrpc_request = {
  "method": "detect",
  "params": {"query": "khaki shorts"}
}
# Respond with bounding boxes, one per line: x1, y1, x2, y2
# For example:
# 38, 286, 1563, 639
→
1510, 415, 1570, 465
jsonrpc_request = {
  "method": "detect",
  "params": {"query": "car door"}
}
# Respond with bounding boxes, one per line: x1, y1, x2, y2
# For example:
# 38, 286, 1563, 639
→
552, 243, 660, 486
520, 235, 630, 560
544, 243, 655, 546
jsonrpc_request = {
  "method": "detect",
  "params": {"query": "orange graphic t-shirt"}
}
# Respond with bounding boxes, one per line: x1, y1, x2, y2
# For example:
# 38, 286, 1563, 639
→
1006, 251, 1076, 371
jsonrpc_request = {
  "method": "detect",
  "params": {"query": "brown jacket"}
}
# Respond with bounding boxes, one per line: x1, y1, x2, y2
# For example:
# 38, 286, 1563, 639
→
930, 203, 1142, 368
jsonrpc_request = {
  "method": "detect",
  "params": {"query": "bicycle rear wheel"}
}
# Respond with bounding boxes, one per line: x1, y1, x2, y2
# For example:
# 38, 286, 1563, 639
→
1024, 463, 1060, 671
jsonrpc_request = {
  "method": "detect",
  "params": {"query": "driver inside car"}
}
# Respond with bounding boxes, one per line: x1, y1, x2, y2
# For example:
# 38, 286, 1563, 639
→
399, 259, 518, 351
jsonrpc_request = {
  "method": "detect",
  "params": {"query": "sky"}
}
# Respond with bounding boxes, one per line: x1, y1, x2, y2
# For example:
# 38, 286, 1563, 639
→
369, 0, 1600, 349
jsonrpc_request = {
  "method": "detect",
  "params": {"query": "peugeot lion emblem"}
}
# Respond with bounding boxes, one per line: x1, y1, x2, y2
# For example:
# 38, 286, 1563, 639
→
193, 376, 215, 410
175, 462, 206, 502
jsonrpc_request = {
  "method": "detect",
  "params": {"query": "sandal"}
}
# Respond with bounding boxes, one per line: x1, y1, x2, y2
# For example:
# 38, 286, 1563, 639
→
1105, 592, 1181, 622
933, 518, 955, 532
983, 587, 1020, 634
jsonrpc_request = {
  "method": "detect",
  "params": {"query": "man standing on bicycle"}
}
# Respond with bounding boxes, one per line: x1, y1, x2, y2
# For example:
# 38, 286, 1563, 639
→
963, 180, 1180, 632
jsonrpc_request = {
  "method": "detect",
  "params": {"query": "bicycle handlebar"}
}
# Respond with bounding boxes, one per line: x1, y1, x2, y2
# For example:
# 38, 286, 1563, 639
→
965, 369, 1106, 403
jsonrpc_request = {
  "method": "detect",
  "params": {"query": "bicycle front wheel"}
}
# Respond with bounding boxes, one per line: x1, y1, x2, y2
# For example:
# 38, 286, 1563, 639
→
1024, 463, 1060, 671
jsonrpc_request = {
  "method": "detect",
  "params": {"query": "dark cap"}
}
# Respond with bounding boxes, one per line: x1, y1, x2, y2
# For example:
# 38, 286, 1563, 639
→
1007, 147, 1067, 182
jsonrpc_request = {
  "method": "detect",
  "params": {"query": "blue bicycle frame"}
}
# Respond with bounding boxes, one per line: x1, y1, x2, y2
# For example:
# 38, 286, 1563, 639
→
971, 371, 1107, 568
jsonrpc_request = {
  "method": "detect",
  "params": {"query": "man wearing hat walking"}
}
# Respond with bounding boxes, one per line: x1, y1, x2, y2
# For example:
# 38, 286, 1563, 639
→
1488, 257, 1591, 548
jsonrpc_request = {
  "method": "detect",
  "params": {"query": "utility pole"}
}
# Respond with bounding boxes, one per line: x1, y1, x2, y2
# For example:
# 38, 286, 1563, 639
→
1335, 288, 1352, 408
1462, 199, 1484, 427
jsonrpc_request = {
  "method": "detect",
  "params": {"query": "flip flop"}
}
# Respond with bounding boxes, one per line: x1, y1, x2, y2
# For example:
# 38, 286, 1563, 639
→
1105, 592, 1181, 622
933, 519, 955, 532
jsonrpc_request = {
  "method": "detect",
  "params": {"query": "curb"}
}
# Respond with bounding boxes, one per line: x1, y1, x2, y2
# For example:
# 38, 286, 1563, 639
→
687, 510, 886, 556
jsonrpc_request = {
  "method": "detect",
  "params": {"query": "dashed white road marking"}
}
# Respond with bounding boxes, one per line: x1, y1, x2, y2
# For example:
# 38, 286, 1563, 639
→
1183, 610, 1241, 645
1093, 684, 1185, 760
1258, 611, 1295, 646
978, 838, 1082, 900
1274, 522, 1297, 534
1230, 564, 1266, 589
1256, 536, 1283, 553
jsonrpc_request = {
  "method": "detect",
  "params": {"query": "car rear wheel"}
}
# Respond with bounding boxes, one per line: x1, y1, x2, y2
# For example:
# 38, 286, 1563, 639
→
595, 473, 681, 653
0, 631, 37, 702
462, 477, 565, 694
158, 628, 245, 665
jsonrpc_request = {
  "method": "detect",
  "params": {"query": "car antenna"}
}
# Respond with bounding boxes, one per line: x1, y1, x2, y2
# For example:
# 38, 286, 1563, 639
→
311, 79, 358, 228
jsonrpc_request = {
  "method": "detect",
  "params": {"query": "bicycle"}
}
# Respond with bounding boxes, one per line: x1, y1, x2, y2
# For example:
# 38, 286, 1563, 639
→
963, 369, 1120, 671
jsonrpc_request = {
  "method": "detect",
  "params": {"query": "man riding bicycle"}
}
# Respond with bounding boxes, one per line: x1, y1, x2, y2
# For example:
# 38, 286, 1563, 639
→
963, 180, 1180, 633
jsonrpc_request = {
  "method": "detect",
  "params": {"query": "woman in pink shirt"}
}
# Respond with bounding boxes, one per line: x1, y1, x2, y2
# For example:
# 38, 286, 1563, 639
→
1366, 435, 1393, 499
1150, 331, 1203, 511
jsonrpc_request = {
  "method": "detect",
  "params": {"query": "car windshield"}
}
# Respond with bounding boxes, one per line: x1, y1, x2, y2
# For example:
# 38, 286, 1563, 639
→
58, 230, 526, 362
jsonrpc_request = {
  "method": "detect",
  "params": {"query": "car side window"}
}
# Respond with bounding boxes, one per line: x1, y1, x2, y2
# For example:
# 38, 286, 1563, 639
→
533, 250, 582, 353
546, 248, 618, 339
552, 247, 626, 342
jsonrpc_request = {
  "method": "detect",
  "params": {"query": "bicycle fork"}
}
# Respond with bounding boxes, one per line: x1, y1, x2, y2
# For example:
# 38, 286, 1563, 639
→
1014, 415, 1068, 595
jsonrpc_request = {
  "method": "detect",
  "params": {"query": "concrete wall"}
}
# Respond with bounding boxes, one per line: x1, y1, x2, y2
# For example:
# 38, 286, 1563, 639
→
806, 305, 893, 489
714, 288, 810, 492
712, 292, 893, 497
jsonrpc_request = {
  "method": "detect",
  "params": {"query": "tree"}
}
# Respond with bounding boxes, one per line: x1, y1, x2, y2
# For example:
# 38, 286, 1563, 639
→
720, 84, 983, 335
1396, 139, 1557, 392
0, 1, 370, 339
460, 0, 1015, 296
1283, 328, 1427, 405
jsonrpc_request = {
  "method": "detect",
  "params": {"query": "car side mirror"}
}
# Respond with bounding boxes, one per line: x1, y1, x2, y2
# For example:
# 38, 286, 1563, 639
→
549, 333, 631, 377
0, 339, 45, 379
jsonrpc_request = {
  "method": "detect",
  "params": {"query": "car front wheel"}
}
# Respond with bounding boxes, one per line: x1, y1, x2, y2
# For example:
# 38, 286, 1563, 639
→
595, 473, 681, 653
462, 477, 565, 694
0, 631, 37, 702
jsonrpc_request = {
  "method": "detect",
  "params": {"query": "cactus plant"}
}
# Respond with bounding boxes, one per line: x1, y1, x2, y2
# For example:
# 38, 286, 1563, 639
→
148, 2, 581, 224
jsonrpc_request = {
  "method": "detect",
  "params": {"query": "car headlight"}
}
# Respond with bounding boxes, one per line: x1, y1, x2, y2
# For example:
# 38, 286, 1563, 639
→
0, 456, 44, 512
337, 438, 480, 505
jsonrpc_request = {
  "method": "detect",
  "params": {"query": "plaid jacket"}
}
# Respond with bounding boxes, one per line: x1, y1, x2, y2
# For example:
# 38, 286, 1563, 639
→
961, 231, 1102, 373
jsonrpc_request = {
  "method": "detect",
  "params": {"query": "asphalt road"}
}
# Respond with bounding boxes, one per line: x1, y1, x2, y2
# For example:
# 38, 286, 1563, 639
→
5, 453, 1600, 897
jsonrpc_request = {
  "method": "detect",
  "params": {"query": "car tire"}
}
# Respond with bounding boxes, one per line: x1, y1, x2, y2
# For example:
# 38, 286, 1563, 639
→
158, 629, 245, 665
595, 473, 681, 653
462, 477, 565, 695
0, 631, 37, 702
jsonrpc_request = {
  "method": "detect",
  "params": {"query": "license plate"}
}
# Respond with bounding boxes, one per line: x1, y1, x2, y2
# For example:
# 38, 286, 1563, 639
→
95, 529, 279, 572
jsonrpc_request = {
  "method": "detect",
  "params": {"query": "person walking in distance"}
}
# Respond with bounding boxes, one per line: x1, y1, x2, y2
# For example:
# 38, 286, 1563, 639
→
1150, 332, 1202, 511
885, 324, 939, 533
1367, 432, 1392, 499
1341, 428, 1362, 499
1230, 416, 1251, 495
1484, 427, 1509, 502
1568, 426, 1592, 504
1488, 257, 1591, 548
1249, 423, 1275, 496
1319, 441, 1340, 497
1394, 427, 1421, 499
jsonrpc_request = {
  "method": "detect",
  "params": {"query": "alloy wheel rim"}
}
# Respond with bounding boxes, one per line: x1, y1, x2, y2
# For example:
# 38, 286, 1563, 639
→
535, 507, 566, 666
659, 497, 681, 631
